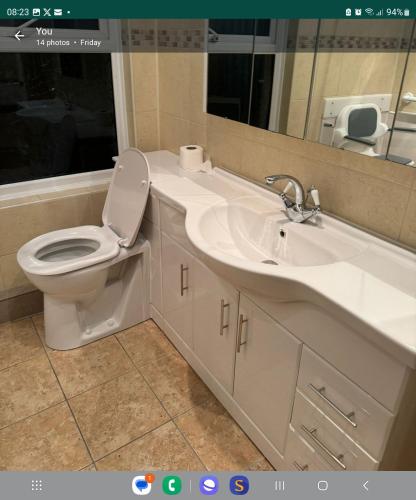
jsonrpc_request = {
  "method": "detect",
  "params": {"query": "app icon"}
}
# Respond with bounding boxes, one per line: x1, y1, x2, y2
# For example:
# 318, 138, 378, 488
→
199, 476, 219, 495
132, 474, 155, 496
230, 476, 249, 495
163, 476, 182, 495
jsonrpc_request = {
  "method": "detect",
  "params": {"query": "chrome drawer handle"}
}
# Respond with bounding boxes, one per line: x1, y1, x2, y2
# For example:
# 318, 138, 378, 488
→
180, 264, 189, 296
308, 384, 357, 429
219, 299, 230, 336
293, 461, 309, 471
301, 425, 347, 470
236, 314, 248, 353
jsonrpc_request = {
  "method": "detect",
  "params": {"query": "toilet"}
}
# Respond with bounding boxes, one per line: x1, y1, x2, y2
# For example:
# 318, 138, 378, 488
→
17, 148, 151, 350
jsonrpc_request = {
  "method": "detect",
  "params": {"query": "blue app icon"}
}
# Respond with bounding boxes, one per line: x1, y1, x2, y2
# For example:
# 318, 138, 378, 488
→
199, 475, 219, 495
230, 476, 249, 495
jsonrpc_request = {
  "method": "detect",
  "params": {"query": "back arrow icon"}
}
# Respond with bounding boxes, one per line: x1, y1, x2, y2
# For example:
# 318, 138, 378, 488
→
363, 481, 369, 491
14, 31, 24, 41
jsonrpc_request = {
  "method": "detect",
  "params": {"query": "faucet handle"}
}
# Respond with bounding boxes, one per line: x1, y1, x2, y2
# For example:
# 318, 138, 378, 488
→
308, 185, 320, 208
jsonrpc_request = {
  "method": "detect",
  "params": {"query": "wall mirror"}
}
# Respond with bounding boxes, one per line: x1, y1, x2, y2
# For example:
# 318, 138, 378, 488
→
205, 19, 416, 166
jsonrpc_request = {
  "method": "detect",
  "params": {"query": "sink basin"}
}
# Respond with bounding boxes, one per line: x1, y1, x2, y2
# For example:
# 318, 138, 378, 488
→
197, 195, 367, 267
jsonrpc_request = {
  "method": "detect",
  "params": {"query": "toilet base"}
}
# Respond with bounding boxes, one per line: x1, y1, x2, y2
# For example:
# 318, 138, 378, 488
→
44, 244, 150, 350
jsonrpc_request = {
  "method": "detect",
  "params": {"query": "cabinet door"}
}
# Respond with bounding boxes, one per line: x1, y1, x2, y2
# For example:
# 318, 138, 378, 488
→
234, 294, 301, 453
193, 260, 239, 394
161, 233, 194, 347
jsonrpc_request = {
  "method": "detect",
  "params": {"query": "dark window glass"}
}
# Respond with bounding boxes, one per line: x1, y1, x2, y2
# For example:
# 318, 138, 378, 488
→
209, 19, 255, 36
255, 20, 271, 37
0, 53, 117, 185
207, 53, 253, 124
249, 54, 275, 129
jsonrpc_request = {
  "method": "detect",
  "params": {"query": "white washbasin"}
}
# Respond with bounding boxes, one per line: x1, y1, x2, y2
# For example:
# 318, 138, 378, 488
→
198, 195, 367, 267
146, 150, 416, 367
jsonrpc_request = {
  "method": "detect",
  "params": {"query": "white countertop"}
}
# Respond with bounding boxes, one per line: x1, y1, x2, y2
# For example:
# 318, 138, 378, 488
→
145, 150, 416, 368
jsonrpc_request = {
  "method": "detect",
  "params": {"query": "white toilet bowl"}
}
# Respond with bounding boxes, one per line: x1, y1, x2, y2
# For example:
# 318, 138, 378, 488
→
17, 148, 151, 350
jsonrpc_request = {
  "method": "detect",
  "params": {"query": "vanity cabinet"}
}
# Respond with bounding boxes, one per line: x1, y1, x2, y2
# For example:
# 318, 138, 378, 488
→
193, 261, 239, 394
233, 294, 302, 453
161, 233, 194, 348
148, 191, 415, 472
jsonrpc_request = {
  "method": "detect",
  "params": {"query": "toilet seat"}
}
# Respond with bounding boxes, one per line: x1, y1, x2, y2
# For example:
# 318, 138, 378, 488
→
17, 148, 151, 278
18, 225, 120, 276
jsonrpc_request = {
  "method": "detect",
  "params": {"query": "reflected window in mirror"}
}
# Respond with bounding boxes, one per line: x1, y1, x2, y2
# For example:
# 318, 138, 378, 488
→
206, 19, 319, 139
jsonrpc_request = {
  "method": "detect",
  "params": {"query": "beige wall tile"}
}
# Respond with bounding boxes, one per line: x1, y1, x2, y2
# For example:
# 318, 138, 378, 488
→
399, 189, 416, 248
159, 112, 191, 153
135, 111, 159, 152
131, 52, 158, 113
0, 253, 31, 293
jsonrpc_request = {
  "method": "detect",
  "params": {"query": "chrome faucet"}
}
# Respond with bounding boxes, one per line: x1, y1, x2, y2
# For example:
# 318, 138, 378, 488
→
265, 174, 320, 223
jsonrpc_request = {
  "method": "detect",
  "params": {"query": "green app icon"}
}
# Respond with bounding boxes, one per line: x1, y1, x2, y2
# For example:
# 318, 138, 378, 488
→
162, 476, 182, 495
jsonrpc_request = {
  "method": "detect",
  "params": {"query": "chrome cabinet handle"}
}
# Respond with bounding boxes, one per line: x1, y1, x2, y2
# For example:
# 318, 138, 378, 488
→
293, 461, 309, 471
301, 425, 347, 470
219, 299, 230, 336
180, 264, 189, 296
236, 314, 248, 353
308, 384, 357, 429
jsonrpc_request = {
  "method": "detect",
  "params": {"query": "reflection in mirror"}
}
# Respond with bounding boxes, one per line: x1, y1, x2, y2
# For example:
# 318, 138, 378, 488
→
389, 28, 416, 165
306, 19, 415, 166
206, 19, 319, 138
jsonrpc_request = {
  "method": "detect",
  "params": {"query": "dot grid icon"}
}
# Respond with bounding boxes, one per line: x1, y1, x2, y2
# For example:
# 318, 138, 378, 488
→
31, 479, 43, 492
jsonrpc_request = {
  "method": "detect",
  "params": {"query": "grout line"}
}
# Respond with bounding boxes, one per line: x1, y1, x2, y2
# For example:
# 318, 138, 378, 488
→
94, 420, 171, 467
30, 317, 96, 469
0, 349, 44, 374
0, 400, 64, 433
115, 333, 207, 471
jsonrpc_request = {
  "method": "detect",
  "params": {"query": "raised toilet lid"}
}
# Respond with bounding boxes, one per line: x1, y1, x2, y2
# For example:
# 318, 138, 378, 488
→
102, 148, 150, 247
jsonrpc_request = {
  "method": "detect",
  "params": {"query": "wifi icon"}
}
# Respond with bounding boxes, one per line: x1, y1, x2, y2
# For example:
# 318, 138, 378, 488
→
365, 7, 374, 15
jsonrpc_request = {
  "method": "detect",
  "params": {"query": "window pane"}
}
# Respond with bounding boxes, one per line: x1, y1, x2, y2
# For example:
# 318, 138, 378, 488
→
209, 19, 255, 36
0, 53, 117, 185
207, 53, 253, 124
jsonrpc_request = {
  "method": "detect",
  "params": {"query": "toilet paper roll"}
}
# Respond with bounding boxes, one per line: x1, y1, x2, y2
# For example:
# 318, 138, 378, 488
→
179, 145, 204, 171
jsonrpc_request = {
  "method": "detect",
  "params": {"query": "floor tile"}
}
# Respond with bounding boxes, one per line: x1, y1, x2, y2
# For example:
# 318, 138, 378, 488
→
0, 318, 42, 371
0, 402, 91, 471
175, 398, 274, 471
0, 353, 64, 429
69, 371, 169, 460
48, 336, 133, 398
140, 351, 212, 417
31, 313, 52, 352
116, 320, 177, 367
96, 421, 204, 471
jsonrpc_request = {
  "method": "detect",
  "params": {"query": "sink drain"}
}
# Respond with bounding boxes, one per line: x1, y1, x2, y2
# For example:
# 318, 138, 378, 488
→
262, 259, 279, 265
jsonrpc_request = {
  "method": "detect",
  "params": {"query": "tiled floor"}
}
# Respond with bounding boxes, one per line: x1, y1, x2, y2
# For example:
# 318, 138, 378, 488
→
0, 316, 273, 471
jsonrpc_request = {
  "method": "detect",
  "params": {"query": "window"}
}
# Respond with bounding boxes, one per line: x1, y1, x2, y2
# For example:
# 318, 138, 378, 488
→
0, 20, 123, 185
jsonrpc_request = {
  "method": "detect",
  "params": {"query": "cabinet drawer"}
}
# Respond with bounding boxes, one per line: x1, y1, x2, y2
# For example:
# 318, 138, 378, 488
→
285, 425, 335, 471
160, 200, 195, 255
291, 391, 378, 471
298, 347, 394, 459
